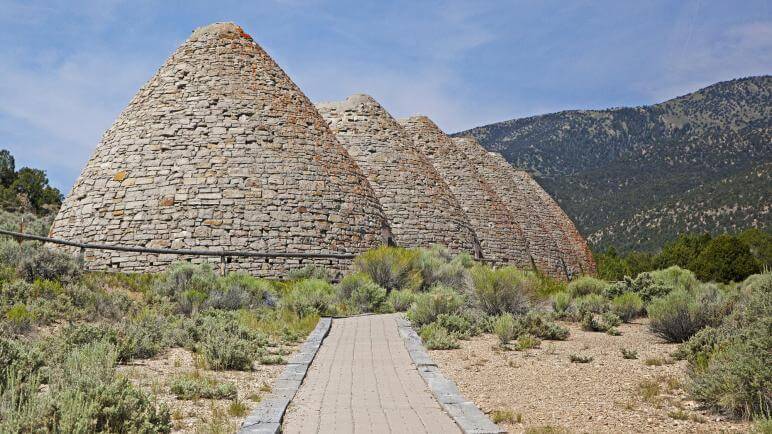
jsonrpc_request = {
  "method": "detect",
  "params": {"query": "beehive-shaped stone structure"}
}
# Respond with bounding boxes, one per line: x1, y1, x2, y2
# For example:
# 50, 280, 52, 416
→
49, 22, 389, 277
451, 137, 565, 276
453, 137, 595, 277
316, 95, 480, 255
517, 168, 596, 275
399, 116, 531, 267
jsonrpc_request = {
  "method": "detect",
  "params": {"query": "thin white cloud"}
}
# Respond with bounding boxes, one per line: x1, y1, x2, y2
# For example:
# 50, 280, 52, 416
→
0, 0, 768, 192
0, 48, 154, 190
644, 20, 772, 102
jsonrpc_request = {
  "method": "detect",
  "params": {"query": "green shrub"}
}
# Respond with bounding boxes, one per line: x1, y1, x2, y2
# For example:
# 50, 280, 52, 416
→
419, 323, 459, 350
200, 329, 253, 371
4, 303, 34, 333
621, 348, 639, 359
672, 326, 723, 361
114, 312, 171, 362
739, 270, 771, 291
179, 289, 208, 315
154, 262, 218, 298
551, 291, 571, 315
0, 239, 21, 268
205, 273, 275, 310
0, 366, 48, 432
470, 265, 534, 315
459, 308, 495, 335
190, 310, 262, 342
349, 280, 387, 313
534, 273, 567, 298
573, 293, 608, 315
62, 323, 117, 348
0, 337, 43, 389
648, 286, 731, 343
80, 271, 158, 295
386, 289, 416, 312
581, 312, 621, 333
353, 246, 421, 292
18, 248, 80, 284
516, 334, 541, 350
604, 272, 674, 302
518, 311, 570, 340
580, 312, 599, 331
493, 313, 519, 344
31, 340, 172, 433
649, 266, 699, 292
569, 354, 593, 363
415, 246, 471, 292
493, 311, 568, 344
689, 329, 770, 418
567, 276, 607, 297
259, 354, 286, 365
610, 292, 643, 322
684, 273, 771, 418
170, 373, 236, 400
192, 311, 267, 371
336, 272, 371, 300
434, 313, 472, 339
280, 279, 336, 316
751, 418, 772, 434
406, 285, 463, 327
287, 264, 331, 282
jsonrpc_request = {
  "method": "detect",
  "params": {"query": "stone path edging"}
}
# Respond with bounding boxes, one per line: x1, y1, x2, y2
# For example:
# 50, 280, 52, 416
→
396, 316, 505, 434
238, 317, 332, 434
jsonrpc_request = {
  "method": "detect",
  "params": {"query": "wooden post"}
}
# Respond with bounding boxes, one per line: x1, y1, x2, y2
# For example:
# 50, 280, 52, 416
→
17, 217, 24, 244
78, 246, 86, 270
220, 255, 228, 276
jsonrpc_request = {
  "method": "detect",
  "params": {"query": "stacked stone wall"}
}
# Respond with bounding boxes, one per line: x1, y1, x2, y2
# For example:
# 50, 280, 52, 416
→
316, 95, 480, 255
452, 137, 566, 277
523, 176, 597, 275
50, 21, 593, 279
49, 23, 388, 278
399, 116, 531, 267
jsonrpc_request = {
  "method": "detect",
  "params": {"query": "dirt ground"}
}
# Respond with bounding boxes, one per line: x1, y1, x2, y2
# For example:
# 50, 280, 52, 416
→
118, 345, 296, 433
428, 319, 750, 434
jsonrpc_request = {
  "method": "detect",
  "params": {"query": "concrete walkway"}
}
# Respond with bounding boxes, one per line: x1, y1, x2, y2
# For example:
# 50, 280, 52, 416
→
282, 314, 461, 434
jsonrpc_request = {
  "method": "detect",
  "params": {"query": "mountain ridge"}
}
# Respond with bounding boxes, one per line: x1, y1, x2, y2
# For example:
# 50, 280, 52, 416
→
454, 76, 771, 252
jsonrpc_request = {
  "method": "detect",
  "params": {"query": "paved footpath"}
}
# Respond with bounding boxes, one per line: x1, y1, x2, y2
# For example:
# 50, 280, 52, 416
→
282, 314, 462, 434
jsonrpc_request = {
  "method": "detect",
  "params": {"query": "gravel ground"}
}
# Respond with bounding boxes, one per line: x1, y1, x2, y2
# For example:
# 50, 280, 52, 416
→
118, 345, 296, 432
428, 319, 750, 433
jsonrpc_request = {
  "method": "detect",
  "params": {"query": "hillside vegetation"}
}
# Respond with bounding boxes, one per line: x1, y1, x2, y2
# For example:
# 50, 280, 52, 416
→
456, 76, 771, 251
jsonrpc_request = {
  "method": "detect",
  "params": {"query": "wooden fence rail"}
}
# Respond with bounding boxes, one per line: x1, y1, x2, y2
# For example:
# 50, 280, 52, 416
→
0, 229, 563, 278
0, 228, 356, 275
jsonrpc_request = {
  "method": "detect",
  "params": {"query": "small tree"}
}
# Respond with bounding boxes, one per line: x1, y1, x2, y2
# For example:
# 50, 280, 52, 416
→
595, 247, 630, 281
0, 149, 15, 186
657, 233, 711, 269
738, 228, 772, 270
11, 167, 62, 213
689, 235, 760, 283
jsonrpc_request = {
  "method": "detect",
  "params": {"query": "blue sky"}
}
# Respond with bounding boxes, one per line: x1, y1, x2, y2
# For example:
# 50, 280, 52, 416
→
0, 0, 770, 191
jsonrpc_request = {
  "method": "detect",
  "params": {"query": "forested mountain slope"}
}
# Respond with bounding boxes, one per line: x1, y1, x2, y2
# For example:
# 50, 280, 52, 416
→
455, 76, 771, 251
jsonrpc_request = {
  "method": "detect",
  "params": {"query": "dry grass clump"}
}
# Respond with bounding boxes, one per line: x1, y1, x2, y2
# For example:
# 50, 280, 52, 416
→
490, 409, 522, 424
569, 353, 593, 363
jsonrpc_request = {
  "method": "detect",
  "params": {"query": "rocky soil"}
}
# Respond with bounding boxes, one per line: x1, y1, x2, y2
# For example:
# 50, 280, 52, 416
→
429, 320, 750, 433
118, 345, 296, 432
